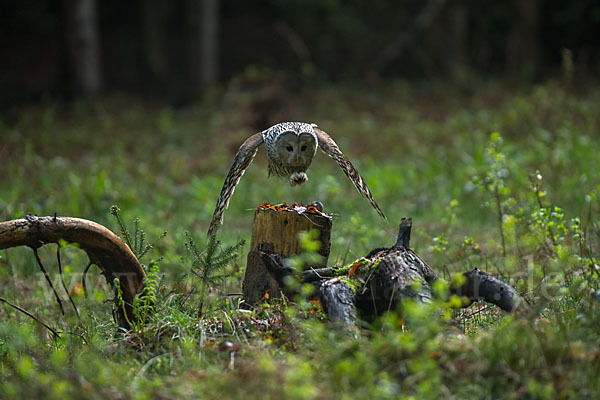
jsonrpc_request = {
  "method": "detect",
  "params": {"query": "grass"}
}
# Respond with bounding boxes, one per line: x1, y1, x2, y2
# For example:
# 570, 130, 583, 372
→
1, 80, 600, 399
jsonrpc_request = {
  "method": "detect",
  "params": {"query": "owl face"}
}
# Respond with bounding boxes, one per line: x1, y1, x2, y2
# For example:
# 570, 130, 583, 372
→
275, 131, 317, 168
264, 122, 318, 177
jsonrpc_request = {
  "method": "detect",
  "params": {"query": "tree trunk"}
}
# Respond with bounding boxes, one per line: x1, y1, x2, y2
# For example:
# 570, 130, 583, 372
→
59, 0, 102, 98
447, 0, 469, 82
506, 0, 540, 79
243, 209, 332, 305
187, 0, 219, 96
141, 0, 168, 87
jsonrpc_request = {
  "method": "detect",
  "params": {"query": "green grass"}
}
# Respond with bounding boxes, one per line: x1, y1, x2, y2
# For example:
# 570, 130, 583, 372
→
1, 81, 600, 399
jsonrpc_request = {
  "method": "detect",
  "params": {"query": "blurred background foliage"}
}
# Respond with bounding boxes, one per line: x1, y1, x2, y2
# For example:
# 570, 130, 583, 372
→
1, 0, 599, 107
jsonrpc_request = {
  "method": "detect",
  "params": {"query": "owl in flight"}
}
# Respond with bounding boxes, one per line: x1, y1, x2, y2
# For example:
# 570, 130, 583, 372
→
207, 122, 387, 237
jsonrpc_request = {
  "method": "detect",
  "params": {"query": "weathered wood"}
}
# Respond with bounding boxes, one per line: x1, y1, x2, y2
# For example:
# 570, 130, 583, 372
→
258, 217, 525, 324
0, 215, 146, 328
261, 252, 345, 284
453, 268, 523, 312
249, 209, 331, 261
355, 248, 437, 319
243, 208, 332, 304
301, 266, 346, 282
319, 279, 357, 325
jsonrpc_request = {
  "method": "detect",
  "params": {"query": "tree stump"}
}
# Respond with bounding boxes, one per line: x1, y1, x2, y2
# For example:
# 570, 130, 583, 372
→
243, 206, 332, 305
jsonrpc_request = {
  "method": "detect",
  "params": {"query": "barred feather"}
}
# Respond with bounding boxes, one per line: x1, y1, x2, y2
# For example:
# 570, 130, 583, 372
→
313, 126, 387, 221
207, 132, 264, 238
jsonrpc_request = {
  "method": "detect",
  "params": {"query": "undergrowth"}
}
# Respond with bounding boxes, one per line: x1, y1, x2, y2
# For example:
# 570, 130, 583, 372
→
1, 81, 600, 399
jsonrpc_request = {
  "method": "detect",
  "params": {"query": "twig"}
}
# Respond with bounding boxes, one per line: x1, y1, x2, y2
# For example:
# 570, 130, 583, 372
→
494, 184, 506, 257
57, 244, 80, 318
0, 297, 61, 339
132, 353, 171, 385
33, 248, 65, 315
82, 261, 93, 299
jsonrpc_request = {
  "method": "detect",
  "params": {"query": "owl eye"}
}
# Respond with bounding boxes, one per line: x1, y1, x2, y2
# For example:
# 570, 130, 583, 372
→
301, 145, 307, 151
286, 146, 293, 152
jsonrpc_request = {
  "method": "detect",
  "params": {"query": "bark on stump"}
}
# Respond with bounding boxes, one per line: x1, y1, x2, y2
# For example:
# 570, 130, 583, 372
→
243, 209, 332, 305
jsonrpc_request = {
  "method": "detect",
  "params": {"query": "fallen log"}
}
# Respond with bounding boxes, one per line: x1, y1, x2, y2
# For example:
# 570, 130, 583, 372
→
260, 217, 525, 324
453, 268, 522, 312
0, 215, 146, 328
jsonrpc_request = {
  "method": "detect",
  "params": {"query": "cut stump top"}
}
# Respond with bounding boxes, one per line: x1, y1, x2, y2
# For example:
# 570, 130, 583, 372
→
249, 209, 332, 267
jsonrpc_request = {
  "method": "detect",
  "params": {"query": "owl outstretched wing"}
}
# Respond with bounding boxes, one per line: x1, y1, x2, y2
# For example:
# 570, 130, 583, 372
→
313, 125, 387, 221
208, 132, 264, 238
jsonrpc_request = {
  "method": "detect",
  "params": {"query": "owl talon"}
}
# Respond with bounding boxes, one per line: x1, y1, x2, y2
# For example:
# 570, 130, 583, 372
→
290, 172, 308, 186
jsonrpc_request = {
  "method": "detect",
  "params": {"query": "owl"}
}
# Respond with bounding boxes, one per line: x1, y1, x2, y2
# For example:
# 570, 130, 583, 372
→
208, 122, 387, 237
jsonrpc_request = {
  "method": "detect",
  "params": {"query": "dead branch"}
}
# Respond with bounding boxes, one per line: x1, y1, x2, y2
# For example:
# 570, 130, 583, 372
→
453, 268, 524, 312
0, 215, 146, 328
0, 297, 61, 339
57, 244, 80, 318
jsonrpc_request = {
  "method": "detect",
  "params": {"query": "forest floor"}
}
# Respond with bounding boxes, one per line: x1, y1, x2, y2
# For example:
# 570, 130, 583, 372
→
1, 80, 600, 399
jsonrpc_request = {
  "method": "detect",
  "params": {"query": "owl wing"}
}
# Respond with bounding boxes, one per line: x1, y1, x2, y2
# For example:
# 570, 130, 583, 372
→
313, 126, 387, 221
208, 132, 264, 238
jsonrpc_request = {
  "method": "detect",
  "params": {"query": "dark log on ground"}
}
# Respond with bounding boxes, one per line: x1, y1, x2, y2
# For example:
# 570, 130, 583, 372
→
454, 268, 522, 312
354, 248, 437, 320
0, 215, 146, 328
260, 217, 525, 324
243, 206, 332, 304
355, 218, 439, 318
319, 279, 357, 325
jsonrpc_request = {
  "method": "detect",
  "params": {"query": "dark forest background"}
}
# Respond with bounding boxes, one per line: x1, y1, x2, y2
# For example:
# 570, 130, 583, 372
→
1, 0, 600, 108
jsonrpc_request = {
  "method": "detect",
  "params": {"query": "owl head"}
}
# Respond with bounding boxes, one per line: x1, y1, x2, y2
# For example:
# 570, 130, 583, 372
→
265, 122, 318, 170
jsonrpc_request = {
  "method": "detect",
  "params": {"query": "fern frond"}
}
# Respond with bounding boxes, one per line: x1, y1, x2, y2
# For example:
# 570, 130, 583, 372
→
110, 205, 133, 250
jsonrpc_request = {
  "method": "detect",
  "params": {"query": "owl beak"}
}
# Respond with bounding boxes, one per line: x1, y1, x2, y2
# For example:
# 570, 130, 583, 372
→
295, 155, 301, 165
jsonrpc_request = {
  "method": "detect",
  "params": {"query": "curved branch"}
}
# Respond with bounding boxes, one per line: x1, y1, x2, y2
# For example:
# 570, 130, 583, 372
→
0, 215, 146, 328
